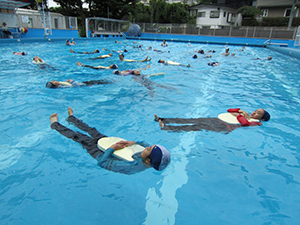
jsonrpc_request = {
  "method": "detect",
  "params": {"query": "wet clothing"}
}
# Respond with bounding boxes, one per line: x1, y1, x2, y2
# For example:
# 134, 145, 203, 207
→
158, 109, 261, 133
159, 117, 241, 133
51, 115, 149, 174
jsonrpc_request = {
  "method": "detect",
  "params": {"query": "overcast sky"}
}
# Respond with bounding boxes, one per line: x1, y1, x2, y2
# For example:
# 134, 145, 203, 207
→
48, 0, 59, 8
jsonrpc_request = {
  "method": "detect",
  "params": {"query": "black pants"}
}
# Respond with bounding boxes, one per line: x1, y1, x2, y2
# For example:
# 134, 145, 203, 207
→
51, 115, 107, 158
159, 117, 239, 133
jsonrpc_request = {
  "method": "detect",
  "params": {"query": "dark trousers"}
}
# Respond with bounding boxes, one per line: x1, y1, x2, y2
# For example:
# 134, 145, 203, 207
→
160, 117, 239, 133
51, 115, 107, 158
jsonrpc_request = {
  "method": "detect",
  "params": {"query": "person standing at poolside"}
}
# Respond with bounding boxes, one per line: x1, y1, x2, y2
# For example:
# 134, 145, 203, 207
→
2, 22, 11, 38
50, 107, 171, 174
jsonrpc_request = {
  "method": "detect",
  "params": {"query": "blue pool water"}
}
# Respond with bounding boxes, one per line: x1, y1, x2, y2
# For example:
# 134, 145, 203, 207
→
1, 38, 300, 224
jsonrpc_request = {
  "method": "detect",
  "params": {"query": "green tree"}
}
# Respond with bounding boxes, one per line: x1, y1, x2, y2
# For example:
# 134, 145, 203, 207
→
237, 6, 261, 26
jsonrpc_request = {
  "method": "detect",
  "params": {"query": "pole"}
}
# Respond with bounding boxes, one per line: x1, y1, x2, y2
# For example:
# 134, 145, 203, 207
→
288, 0, 297, 30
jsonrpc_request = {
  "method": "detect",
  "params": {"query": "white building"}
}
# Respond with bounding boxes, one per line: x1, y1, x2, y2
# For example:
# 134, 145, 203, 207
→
16, 8, 77, 30
189, 4, 242, 28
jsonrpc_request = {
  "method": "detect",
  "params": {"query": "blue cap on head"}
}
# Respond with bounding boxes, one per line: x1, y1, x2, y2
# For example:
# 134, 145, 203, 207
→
193, 54, 197, 59
124, 49, 128, 52
111, 64, 118, 69
261, 110, 270, 121
120, 53, 124, 57
113, 70, 121, 75
46, 81, 56, 88
150, 145, 170, 171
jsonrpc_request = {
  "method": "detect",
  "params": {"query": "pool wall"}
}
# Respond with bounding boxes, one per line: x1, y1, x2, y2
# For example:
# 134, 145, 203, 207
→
266, 45, 300, 59
18, 28, 79, 39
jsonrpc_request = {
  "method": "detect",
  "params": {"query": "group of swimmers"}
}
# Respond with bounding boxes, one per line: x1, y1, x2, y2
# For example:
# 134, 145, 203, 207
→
13, 38, 272, 174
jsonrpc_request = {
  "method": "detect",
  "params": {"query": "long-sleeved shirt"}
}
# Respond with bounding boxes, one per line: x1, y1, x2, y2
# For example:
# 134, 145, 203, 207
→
96, 141, 150, 175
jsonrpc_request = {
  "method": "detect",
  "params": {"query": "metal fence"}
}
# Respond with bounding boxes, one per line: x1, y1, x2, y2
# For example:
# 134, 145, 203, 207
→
135, 23, 298, 40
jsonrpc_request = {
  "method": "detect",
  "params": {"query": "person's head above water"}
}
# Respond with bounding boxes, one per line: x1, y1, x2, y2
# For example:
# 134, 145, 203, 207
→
251, 108, 270, 121
109, 64, 118, 69
140, 144, 170, 171
46, 80, 60, 89
158, 59, 165, 63
119, 54, 124, 60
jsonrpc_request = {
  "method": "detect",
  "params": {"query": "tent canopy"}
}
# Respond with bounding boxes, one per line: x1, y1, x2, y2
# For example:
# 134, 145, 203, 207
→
0, 0, 30, 9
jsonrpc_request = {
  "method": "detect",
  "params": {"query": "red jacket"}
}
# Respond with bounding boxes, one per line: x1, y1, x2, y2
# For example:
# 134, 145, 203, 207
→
227, 108, 262, 126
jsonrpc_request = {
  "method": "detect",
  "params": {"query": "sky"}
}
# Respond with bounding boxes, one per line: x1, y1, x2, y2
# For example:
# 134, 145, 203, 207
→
48, 0, 59, 8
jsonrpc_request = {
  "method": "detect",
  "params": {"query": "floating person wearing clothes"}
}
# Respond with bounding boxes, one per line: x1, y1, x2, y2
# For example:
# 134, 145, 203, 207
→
88, 53, 113, 60
50, 107, 171, 174
70, 48, 99, 54
66, 39, 76, 45
158, 59, 190, 67
76, 61, 118, 70
207, 61, 219, 66
113, 64, 150, 76
13, 51, 27, 56
32, 56, 56, 70
154, 108, 270, 133
254, 56, 272, 60
119, 53, 151, 62
46, 79, 113, 89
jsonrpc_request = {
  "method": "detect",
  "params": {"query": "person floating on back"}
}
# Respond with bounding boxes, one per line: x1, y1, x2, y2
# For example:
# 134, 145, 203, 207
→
76, 61, 118, 70
46, 79, 113, 89
154, 108, 270, 133
70, 48, 99, 54
50, 107, 171, 174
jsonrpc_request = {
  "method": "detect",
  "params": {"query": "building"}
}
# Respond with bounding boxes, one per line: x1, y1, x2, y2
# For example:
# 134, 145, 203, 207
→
189, 4, 241, 28
255, 0, 300, 18
16, 8, 77, 30
0, 0, 78, 38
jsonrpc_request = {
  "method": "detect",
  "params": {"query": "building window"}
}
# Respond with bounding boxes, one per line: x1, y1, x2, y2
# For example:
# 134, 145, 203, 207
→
54, 18, 58, 29
262, 9, 268, 17
223, 11, 226, 17
210, 10, 220, 18
28, 18, 33, 28
197, 11, 206, 17
284, 8, 291, 17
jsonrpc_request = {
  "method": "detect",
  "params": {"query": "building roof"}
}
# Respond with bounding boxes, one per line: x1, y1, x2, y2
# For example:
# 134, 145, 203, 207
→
256, 0, 300, 7
189, 3, 236, 11
0, 0, 30, 9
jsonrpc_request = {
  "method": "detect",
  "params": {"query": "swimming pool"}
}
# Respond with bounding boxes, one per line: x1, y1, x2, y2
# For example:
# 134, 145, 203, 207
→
1, 38, 300, 224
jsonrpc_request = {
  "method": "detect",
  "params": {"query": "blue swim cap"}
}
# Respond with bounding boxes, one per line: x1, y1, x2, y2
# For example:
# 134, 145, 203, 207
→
111, 64, 118, 69
150, 145, 170, 171
193, 54, 197, 59
46, 81, 56, 88
120, 53, 124, 57
113, 70, 121, 75
261, 110, 270, 121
